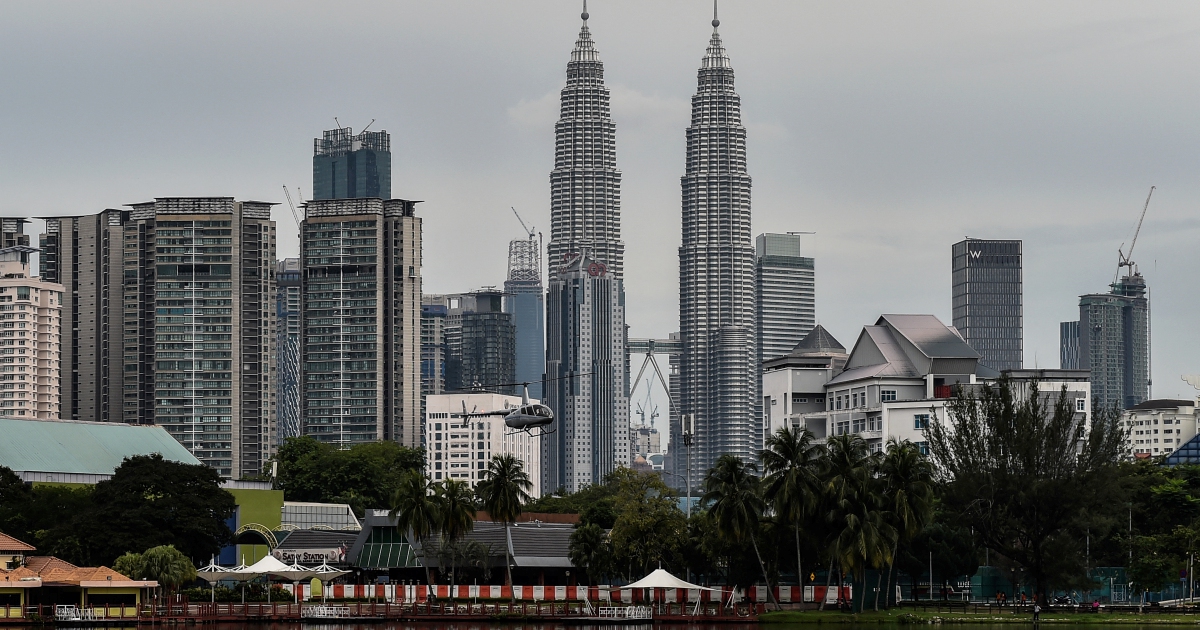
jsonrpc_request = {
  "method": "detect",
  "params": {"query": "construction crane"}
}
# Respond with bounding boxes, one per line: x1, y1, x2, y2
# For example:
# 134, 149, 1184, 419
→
633, 379, 659, 429
1117, 185, 1155, 277
510, 207, 535, 239
282, 186, 304, 230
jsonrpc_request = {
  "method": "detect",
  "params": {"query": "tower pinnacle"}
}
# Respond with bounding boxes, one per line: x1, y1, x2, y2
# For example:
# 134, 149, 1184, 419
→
712, 0, 719, 28
582, 0, 588, 21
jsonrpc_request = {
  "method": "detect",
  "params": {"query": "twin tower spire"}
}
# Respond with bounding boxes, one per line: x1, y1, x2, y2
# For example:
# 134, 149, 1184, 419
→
546, 2, 755, 493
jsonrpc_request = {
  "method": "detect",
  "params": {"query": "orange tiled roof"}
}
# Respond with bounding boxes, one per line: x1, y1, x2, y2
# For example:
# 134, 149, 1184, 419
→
41, 566, 129, 586
0, 533, 35, 553
22, 556, 77, 574
0, 567, 39, 580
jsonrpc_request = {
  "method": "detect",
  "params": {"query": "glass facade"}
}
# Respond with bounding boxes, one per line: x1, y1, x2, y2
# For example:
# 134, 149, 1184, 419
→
755, 233, 815, 362
312, 128, 391, 201
1079, 274, 1149, 410
275, 258, 301, 443
951, 239, 1023, 372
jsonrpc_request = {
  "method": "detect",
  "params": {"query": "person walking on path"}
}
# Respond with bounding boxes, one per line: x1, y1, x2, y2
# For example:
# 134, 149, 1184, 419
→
1033, 603, 1041, 622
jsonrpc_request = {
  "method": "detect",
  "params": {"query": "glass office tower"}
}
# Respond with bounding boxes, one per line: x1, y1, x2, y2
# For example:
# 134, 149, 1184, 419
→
951, 238, 1023, 372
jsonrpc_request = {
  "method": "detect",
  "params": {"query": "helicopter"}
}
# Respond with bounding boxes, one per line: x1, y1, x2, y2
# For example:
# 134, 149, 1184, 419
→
460, 383, 555, 436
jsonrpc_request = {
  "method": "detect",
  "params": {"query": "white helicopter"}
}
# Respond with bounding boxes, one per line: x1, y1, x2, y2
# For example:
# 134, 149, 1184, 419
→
460, 383, 555, 436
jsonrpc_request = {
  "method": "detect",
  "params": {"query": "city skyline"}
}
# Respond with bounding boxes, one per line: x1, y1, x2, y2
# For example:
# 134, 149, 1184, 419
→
6, 2, 1200, 400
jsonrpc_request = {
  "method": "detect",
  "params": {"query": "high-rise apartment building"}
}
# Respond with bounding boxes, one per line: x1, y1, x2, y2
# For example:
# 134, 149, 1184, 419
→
951, 238, 1023, 372
301, 197, 422, 447
755, 233, 815, 363
0, 246, 63, 420
546, 253, 628, 492
42, 199, 277, 479
1079, 273, 1149, 410
1060, 320, 1080, 370
276, 258, 301, 443
313, 127, 391, 201
39, 210, 126, 423
504, 237, 544, 402
445, 291, 516, 396
678, 12, 758, 484
543, 8, 629, 494
421, 303, 448, 410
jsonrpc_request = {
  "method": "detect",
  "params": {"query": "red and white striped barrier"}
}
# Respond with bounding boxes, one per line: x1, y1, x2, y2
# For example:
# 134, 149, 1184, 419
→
285, 582, 850, 604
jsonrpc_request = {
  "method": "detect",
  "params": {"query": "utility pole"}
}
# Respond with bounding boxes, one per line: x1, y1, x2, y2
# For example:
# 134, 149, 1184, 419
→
683, 414, 693, 518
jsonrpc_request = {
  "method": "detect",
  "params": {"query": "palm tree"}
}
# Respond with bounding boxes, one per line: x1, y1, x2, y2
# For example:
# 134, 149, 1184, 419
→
702, 454, 780, 611
761, 425, 825, 595
823, 434, 891, 612
437, 479, 477, 591
877, 438, 935, 610
476, 454, 533, 586
568, 523, 612, 583
389, 470, 441, 584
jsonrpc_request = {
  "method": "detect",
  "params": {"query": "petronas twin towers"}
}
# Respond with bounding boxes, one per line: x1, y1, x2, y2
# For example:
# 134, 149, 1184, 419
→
544, 4, 757, 492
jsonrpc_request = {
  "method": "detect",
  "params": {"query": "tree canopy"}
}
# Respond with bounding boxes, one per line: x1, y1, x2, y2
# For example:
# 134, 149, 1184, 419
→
927, 378, 1126, 601
273, 436, 425, 515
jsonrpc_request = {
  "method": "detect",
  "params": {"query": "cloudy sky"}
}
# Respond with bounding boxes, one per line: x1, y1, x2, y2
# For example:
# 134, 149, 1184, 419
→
3, 1, 1198, 404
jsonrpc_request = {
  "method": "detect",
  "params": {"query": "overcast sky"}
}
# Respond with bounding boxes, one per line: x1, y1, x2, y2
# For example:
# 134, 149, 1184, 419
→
3, 1, 1198, 405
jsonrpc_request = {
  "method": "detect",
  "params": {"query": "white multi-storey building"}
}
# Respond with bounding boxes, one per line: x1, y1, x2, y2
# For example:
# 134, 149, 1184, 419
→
761, 325, 845, 438
797, 315, 1090, 453
425, 393, 542, 497
677, 10, 758, 486
0, 247, 62, 420
1124, 399, 1197, 458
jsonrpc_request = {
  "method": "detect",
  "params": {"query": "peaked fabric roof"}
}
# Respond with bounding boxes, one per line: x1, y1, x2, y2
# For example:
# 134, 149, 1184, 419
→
0, 417, 200, 476
624, 568, 716, 591
790, 324, 845, 355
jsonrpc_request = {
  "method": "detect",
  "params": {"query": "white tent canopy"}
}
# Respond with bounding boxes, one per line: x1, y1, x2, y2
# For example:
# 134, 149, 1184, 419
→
622, 568, 717, 591
245, 555, 317, 581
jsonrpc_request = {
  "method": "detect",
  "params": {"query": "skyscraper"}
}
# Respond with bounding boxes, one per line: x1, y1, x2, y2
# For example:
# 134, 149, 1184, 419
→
678, 9, 758, 484
40, 210, 127, 423
275, 258, 302, 443
1060, 320, 1080, 370
546, 253, 628, 492
44, 199, 277, 479
504, 236, 544, 401
1079, 273, 1149, 409
313, 127, 391, 201
301, 197, 422, 447
755, 233, 815, 362
544, 6, 629, 493
445, 290, 516, 396
951, 238, 1023, 372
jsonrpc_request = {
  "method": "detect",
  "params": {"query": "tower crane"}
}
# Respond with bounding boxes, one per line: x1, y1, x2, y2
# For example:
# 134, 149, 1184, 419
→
1117, 186, 1155, 277
282, 186, 304, 231
510, 207, 535, 239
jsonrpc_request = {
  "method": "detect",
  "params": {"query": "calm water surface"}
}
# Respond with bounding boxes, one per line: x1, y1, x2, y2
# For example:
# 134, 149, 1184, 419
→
21, 624, 1200, 630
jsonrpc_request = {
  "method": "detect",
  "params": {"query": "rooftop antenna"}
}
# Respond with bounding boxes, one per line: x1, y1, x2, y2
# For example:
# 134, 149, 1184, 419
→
713, 0, 719, 28
581, 0, 588, 21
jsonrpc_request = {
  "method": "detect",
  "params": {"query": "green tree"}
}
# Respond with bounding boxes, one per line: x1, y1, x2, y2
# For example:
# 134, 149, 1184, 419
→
87, 455, 235, 565
607, 469, 686, 577
476, 454, 532, 587
389, 470, 441, 584
761, 426, 825, 592
569, 523, 613, 583
437, 479, 477, 589
822, 434, 890, 612
0, 467, 32, 540
112, 552, 144, 580
927, 378, 1127, 602
877, 438, 934, 609
273, 436, 425, 515
141, 545, 199, 592
702, 454, 779, 610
